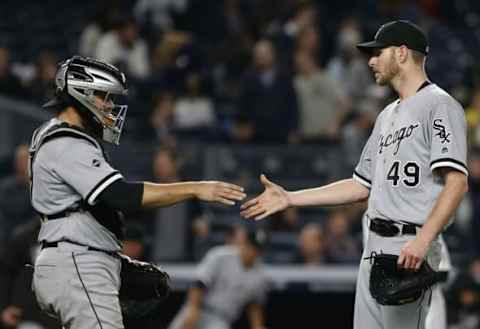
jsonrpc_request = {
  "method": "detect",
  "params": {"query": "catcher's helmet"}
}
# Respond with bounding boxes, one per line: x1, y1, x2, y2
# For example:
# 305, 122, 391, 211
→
43, 56, 128, 144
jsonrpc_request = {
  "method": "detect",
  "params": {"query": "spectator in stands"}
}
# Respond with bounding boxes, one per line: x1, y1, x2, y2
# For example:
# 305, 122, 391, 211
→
295, 25, 321, 65
340, 89, 383, 173
150, 91, 177, 147
27, 51, 58, 105
95, 16, 150, 79
293, 48, 348, 142
234, 39, 299, 144
147, 31, 194, 93
173, 73, 216, 141
466, 86, 480, 147
0, 144, 36, 242
151, 31, 192, 73
78, 4, 121, 58
191, 214, 212, 261
268, 1, 318, 70
268, 208, 301, 233
0, 47, 25, 99
295, 223, 328, 266
134, 0, 189, 32
149, 147, 202, 262
326, 17, 373, 103
447, 258, 480, 329
324, 210, 360, 264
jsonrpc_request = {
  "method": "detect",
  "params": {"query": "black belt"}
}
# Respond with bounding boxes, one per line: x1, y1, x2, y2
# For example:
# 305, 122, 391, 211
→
41, 240, 118, 257
369, 218, 419, 237
40, 207, 81, 220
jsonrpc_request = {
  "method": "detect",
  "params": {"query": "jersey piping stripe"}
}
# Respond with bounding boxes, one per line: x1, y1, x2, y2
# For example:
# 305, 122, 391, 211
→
430, 161, 468, 176
430, 158, 468, 175
86, 172, 123, 205
353, 171, 372, 188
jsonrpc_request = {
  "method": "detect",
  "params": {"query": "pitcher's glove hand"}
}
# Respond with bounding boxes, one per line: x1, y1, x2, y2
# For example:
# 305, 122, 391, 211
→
366, 253, 443, 305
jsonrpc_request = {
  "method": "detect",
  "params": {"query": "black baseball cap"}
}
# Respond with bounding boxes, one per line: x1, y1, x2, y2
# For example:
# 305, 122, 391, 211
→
357, 20, 428, 55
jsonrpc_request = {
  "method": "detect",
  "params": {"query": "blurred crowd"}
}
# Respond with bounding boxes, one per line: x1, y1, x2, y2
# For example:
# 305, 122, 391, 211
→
2, 0, 480, 327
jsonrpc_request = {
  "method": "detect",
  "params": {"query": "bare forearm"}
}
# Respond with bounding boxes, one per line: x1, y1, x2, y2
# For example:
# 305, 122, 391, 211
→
418, 171, 468, 245
142, 180, 245, 209
247, 304, 264, 329
184, 287, 204, 324
288, 178, 369, 207
142, 182, 198, 207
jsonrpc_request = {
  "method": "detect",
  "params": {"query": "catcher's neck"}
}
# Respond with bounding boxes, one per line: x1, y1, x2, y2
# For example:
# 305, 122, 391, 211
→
58, 107, 85, 129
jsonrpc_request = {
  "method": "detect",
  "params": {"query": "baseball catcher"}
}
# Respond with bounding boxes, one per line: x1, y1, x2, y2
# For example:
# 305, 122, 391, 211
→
29, 56, 246, 329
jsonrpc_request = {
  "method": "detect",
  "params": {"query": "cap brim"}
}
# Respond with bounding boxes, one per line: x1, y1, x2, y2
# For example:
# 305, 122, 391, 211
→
356, 40, 386, 54
42, 97, 64, 109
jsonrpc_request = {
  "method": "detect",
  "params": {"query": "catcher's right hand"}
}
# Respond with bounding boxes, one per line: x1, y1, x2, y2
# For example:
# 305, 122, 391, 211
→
195, 181, 246, 206
240, 174, 290, 220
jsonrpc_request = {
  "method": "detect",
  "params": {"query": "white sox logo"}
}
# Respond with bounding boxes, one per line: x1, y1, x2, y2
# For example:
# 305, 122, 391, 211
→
433, 119, 450, 143
378, 123, 419, 155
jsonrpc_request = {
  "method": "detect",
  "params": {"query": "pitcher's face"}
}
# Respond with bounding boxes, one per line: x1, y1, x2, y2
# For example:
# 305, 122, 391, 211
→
368, 47, 400, 86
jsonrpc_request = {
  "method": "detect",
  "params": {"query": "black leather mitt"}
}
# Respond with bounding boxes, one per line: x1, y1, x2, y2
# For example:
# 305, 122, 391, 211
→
367, 253, 444, 305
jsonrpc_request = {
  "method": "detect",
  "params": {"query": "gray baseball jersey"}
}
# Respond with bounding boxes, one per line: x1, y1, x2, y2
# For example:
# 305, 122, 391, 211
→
353, 83, 467, 225
29, 118, 124, 251
170, 245, 268, 328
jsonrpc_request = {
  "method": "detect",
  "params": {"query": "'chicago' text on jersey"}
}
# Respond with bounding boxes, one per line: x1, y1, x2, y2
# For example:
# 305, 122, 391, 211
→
378, 123, 420, 155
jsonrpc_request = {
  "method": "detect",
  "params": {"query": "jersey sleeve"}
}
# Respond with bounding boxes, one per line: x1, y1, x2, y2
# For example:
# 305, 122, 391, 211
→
53, 138, 123, 205
195, 248, 223, 288
353, 134, 374, 188
428, 98, 468, 175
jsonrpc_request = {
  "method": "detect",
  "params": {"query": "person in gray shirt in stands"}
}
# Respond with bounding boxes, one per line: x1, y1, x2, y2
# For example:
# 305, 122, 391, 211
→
29, 56, 245, 329
169, 226, 269, 329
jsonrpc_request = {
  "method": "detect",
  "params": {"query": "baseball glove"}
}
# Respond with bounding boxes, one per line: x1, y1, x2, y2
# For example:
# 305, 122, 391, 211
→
367, 253, 444, 305
119, 254, 170, 300
118, 254, 170, 320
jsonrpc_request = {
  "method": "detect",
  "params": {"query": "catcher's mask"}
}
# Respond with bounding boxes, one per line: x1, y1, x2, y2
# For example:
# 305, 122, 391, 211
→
43, 56, 128, 145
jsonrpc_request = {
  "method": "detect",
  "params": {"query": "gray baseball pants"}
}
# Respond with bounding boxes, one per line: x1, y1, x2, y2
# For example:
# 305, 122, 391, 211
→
32, 241, 123, 329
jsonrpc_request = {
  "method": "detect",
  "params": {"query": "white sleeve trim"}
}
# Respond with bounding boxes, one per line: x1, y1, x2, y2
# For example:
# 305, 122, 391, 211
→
430, 161, 468, 176
353, 173, 372, 188
87, 173, 123, 205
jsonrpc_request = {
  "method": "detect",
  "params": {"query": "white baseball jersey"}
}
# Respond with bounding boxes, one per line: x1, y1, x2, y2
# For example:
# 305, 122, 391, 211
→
196, 246, 268, 322
353, 83, 467, 225
29, 118, 124, 251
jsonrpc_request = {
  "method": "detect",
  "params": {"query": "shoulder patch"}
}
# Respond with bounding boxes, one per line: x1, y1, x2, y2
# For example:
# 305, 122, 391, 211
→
433, 119, 451, 144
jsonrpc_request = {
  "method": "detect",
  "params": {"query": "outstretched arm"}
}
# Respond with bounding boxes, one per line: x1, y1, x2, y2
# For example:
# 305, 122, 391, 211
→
240, 175, 369, 220
142, 181, 246, 208
99, 180, 246, 212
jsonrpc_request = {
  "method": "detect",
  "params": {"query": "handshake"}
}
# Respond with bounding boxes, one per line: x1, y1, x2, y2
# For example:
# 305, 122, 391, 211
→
198, 174, 290, 221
